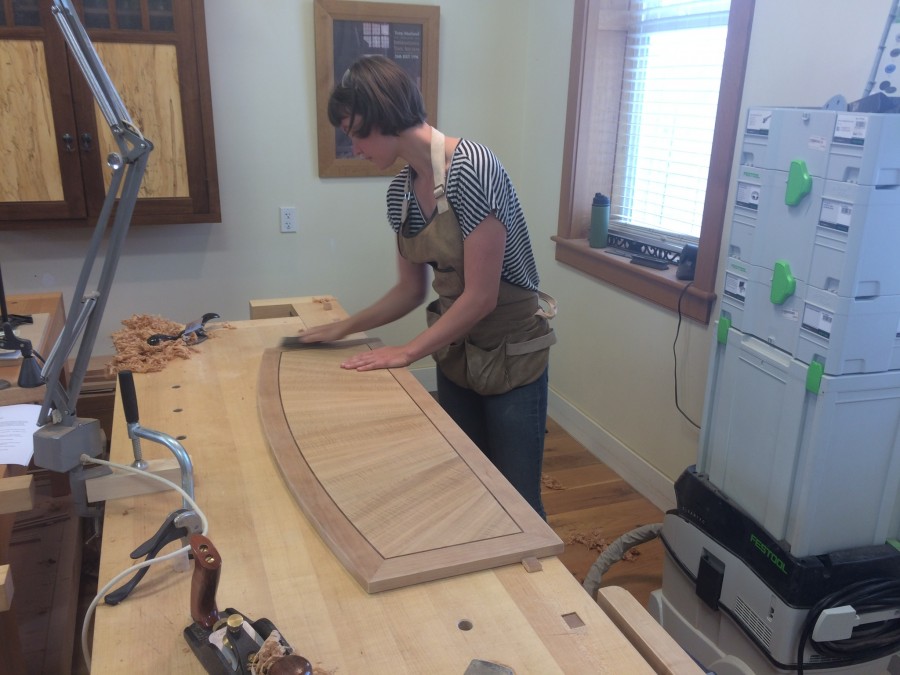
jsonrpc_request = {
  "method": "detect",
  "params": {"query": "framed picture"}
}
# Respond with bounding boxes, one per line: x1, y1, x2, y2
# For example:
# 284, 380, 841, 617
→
313, 0, 440, 178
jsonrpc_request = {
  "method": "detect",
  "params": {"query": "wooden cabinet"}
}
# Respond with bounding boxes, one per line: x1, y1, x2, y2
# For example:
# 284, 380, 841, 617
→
0, 0, 219, 229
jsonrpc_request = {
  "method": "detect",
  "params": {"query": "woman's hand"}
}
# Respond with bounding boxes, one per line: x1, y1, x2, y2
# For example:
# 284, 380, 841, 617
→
296, 320, 349, 344
340, 345, 413, 371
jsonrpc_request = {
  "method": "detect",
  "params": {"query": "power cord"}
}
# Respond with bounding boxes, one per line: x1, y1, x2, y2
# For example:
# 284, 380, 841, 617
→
673, 281, 701, 429
77, 454, 209, 672
797, 577, 900, 673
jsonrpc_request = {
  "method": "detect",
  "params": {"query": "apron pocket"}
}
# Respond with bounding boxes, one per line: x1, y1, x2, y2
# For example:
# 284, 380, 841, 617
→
428, 301, 553, 396
464, 340, 511, 396
463, 336, 551, 396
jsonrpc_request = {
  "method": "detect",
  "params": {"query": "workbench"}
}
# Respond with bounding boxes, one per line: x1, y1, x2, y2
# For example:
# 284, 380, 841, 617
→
89, 296, 701, 674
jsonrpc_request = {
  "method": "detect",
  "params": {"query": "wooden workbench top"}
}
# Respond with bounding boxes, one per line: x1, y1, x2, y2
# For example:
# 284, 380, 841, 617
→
89, 297, 700, 674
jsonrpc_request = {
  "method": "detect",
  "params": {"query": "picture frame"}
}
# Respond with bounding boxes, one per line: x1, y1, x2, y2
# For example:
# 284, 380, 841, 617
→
313, 0, 440, 178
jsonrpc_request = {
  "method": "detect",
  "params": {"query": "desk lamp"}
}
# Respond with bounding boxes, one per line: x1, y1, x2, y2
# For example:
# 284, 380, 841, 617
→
28, 0, 153, 487
0, 261, 38, 389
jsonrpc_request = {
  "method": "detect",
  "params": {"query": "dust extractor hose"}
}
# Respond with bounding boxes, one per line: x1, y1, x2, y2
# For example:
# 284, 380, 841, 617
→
583, 523, 662, 599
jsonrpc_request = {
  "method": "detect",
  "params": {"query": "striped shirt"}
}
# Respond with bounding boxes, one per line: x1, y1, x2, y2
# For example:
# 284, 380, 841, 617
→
386, 138, 540, 291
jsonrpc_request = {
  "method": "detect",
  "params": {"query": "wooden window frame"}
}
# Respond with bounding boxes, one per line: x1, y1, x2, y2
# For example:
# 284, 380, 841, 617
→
552, 0, 755, 324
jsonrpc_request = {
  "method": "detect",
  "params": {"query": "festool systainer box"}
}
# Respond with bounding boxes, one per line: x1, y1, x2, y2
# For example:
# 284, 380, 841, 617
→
796, 285, 900, 375
720, 258, 806, 356
721, 256, 900, 373
698, 326, 900, 558
727, 166, 765, 265
753, 167, 825, 278
720, 257, 753, 330
741, 107, 836, 178
827, 112, 900, 186
808, 180, 900, 298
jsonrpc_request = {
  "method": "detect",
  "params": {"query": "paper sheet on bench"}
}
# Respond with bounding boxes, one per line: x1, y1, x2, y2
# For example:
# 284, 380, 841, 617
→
0, 404, 39, 466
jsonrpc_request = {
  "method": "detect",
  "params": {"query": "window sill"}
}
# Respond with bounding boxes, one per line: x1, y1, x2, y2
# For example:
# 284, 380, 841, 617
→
552, 237, 716, 324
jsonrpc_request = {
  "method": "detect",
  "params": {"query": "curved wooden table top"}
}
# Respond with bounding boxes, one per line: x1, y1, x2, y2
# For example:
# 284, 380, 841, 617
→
258, 342, 562, 593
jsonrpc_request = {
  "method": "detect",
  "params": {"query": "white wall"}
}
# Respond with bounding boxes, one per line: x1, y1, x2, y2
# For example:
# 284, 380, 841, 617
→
1, 0, 894, 501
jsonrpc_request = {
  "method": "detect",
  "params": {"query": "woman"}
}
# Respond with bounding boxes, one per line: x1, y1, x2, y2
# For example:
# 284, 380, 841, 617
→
298, 55, 556, 517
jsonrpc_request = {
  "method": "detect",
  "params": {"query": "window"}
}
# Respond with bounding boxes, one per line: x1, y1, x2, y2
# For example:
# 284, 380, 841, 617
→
614, 1, 729, 242
553, 0, 755, 323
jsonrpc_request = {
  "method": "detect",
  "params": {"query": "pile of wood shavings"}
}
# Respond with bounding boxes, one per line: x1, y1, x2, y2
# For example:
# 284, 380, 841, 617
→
247, 632, 336, 675
107, 313, 228, 375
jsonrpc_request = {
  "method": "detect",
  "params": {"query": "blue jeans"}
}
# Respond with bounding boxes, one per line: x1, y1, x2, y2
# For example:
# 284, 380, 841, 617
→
436, 366, 548, 519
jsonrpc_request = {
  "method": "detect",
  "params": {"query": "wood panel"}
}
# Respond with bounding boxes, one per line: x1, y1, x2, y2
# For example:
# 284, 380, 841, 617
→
0, 40, 64, 202
259, 344, 562, 592
94, 42, 189, 198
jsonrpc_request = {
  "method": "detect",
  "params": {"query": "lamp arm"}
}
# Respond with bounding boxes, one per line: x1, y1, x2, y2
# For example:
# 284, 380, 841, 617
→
31, 1, 153, 475
38, 139, 150, 427
52, 0, 133, 130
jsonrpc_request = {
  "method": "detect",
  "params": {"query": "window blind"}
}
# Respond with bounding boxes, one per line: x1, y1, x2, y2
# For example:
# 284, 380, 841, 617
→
610, 0, 730, 246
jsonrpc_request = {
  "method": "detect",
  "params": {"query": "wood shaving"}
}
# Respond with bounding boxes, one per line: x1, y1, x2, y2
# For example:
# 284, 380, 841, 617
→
313, 296, 335, 311
564, 527, 640, 561
565, 527, 607, 552
247, 631, 336, 675
249, 631, 288, 674
106, 314, 230, 375
541, 474, 564, 490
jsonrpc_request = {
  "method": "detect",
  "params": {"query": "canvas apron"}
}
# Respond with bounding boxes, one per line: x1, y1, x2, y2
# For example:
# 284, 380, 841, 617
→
397, 129, 557, 396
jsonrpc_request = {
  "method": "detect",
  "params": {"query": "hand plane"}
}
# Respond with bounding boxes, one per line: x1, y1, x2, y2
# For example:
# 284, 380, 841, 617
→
148, 312, 220, 345
183, 534, 312, 675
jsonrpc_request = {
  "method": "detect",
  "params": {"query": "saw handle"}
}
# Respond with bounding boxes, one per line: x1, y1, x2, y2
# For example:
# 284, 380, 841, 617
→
189, 534, 221, 630
117, 370, 140, 425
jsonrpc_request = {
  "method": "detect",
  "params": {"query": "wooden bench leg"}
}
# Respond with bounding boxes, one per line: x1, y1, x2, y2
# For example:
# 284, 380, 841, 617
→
1, 565, 27, 674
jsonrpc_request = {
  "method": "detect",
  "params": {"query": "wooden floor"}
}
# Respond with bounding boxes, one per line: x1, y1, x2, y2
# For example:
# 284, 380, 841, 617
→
12, 414, 665, 674
542, 416, 665, 609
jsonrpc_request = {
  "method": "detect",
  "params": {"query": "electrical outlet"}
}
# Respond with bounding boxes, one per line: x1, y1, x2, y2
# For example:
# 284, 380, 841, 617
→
279, 206, 298, 233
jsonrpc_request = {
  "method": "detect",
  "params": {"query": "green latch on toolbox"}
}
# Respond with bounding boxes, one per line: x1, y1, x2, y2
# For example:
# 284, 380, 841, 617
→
717, 316, 732, 344
806, 360, 824, 394
785, 159, 812, 205
770, 260, 796, 305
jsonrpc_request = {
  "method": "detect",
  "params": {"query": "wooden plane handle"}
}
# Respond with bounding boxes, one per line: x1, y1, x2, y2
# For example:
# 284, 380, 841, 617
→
189, 534, 221, 630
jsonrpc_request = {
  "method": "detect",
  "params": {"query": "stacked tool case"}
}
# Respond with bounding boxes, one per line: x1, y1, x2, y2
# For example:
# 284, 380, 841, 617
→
650, 107, 900, 674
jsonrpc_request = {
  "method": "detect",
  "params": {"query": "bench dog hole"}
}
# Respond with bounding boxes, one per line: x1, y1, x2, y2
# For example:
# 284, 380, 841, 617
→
562, 612, 585, 629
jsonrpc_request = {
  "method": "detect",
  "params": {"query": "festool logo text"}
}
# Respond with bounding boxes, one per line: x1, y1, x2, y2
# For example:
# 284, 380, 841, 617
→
750, 534, 788, 574
744, 171, 760, 179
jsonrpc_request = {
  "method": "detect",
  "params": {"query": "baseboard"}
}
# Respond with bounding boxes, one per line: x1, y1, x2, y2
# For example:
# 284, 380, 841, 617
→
409, 365, 676, 512
547, 389, 676, 513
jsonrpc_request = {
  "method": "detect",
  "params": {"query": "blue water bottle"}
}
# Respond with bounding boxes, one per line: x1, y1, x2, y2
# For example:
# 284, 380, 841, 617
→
589, 193, 610, 248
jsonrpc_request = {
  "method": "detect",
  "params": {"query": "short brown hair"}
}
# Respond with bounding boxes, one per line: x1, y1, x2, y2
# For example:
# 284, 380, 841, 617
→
327, 55, 427, 138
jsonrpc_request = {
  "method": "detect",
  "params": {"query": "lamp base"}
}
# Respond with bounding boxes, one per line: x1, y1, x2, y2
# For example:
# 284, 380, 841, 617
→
33, 417, 105, 473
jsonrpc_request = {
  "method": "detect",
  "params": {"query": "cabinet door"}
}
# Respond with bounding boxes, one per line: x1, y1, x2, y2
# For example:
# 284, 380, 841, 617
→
0, 0, 219, 229
84, 0, 219, 225
0, 1, 91, 222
